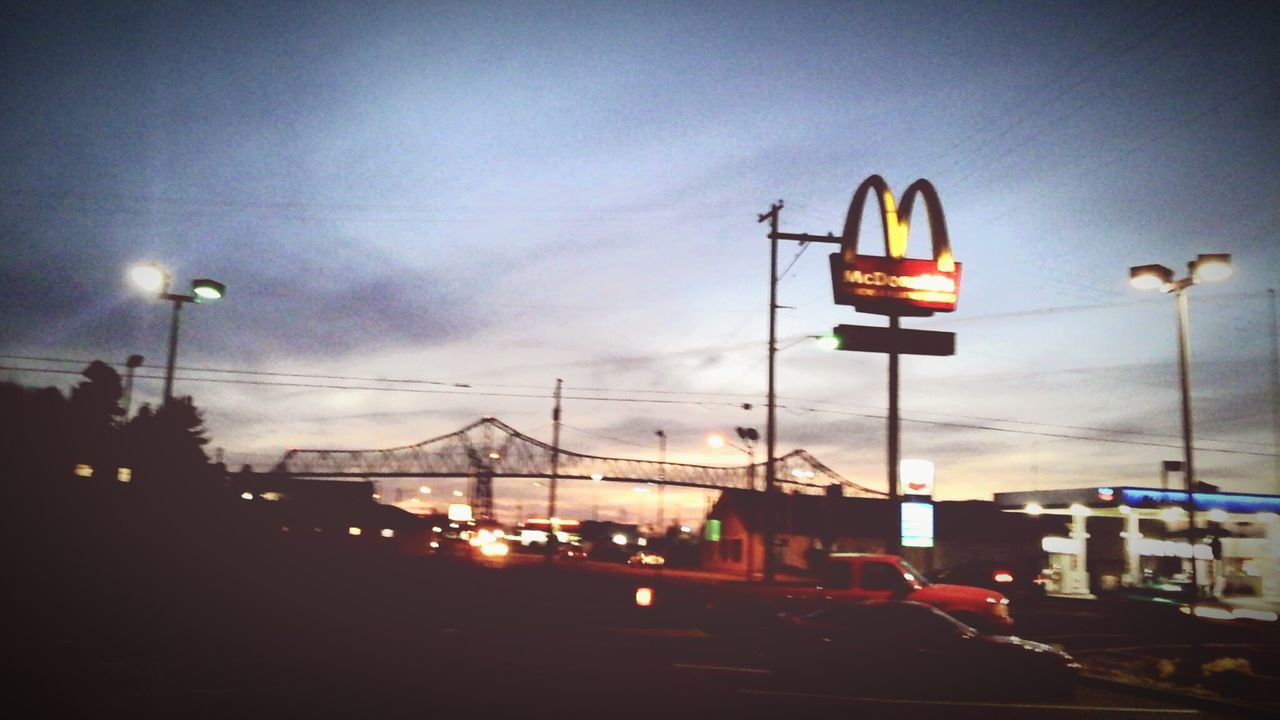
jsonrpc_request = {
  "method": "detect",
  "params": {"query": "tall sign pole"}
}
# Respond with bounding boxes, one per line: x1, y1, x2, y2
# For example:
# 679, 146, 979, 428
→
887, 314, 901, 555
758, 201, 783, 584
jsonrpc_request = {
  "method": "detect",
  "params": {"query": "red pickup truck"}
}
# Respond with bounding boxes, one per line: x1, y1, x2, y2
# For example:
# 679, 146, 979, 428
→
814, 553, 1014, 631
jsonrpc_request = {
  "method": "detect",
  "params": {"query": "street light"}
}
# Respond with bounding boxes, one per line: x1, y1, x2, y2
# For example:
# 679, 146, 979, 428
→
708, 426, 759, 489
655, 430, 667, 531
129, 262, 226, 406
1128, 252, 1232, 606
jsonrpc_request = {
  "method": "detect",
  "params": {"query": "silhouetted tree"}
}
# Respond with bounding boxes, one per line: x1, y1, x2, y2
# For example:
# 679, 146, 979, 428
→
0, 381, 71, 483
66, 361, 125, 478
123, 396, 212, 486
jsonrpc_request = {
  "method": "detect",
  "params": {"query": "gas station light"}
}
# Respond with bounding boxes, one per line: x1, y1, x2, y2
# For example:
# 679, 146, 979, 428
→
1190, 253, 1232, 283
1128, 264, 1174, 291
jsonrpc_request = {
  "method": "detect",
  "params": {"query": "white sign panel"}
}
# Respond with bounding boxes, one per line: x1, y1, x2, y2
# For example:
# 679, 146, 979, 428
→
901, 501, 935, 548
900, 459, 935, 496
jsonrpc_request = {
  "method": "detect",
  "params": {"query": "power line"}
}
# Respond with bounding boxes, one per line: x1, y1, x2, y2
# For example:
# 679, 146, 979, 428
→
4, 363, 1272, 458
6, 350, 1272, 447
794, 405, 1274, 459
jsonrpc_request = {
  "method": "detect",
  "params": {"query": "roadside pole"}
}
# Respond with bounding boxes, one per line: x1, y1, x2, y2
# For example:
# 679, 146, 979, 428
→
547, 378, 562, 564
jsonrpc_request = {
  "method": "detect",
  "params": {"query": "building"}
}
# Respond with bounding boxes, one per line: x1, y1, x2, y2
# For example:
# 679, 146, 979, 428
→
995, 486, 1280, 608
701, 489, 1050, 579
228, 473, 431, 554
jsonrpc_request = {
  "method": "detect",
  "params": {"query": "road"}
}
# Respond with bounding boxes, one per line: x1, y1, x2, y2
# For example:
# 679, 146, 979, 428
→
13, 548, 1266, 719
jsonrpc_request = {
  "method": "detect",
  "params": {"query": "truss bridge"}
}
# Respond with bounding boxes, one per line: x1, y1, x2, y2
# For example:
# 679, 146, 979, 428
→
273, 417, 884, 519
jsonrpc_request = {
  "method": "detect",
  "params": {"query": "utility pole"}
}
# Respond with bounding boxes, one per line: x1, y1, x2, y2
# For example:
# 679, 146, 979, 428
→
758, 202, 853, 581
758, 201, 783, 584
1270, 289, 1279, 491
547, 378, 563, 563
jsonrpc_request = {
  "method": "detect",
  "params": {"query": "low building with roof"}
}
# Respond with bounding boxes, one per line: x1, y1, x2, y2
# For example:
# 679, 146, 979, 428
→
701, 488, 1052, 580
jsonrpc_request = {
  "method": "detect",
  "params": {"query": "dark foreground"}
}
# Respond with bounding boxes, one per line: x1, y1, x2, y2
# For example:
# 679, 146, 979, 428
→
4, 480, 1274, 719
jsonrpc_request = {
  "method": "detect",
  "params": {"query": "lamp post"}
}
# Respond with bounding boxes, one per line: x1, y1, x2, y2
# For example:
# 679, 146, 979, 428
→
130, 263, 225, 406
1129, 253, 1232, 607
123, 354, 144, 416
655, 430, 667, 531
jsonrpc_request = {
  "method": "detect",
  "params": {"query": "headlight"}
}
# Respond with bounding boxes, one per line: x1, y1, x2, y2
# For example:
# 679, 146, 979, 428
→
480, 541, 509, 557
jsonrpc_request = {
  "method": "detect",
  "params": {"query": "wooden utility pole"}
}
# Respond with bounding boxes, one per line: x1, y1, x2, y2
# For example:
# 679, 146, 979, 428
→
546, 378, 563, 563
758, 201, 782, 584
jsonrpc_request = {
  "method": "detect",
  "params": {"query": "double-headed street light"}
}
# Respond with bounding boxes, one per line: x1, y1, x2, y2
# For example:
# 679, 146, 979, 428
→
708, 426, 760, 490
1128, 253, 1232, 604
130, 263, 226, 406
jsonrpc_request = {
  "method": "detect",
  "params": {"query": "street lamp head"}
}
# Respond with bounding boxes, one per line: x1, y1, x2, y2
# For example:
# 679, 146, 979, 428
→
816, 334, 841, 351
129, 263, 168, 295
1128, 264, 1174, 292
1190, 253, 1232, 284
706, 434, 726, 449
191, 278, 226, 301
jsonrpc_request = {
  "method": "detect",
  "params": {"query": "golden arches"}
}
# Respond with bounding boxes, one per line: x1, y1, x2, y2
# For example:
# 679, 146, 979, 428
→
840, 175, 955, 271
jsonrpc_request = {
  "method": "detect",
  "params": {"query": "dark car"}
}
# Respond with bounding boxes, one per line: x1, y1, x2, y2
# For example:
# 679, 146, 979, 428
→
557, 543, 590, 560
756, 600, 1080, 700
933, 559, 1048, 601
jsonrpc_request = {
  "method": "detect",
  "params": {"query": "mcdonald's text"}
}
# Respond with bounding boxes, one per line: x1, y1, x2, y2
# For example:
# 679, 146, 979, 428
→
830, 255, 962, 314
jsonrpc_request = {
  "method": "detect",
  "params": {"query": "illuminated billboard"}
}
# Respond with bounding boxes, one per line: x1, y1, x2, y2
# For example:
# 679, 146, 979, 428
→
901, 501, 935, 548
830, 175, 962, 316
831, 255, 961, 314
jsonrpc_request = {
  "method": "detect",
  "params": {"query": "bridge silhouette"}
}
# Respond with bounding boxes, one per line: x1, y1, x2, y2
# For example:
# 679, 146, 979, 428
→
273, 417, 885, 497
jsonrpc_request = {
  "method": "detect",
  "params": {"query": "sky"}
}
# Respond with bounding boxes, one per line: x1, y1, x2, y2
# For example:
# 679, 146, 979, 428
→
3, 0, 1278, 525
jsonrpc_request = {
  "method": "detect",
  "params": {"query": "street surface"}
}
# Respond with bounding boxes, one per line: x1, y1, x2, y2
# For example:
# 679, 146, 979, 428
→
11, 537, 1275, 719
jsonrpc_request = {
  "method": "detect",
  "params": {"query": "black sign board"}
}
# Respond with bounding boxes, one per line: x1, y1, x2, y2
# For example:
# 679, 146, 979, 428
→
832, 324, 955, 356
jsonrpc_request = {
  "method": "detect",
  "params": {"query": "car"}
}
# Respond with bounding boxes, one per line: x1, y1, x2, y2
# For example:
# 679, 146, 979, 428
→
817, 553, 1014, 632
557, 543, 590, 560
932, 559, 1048, 601
756, 600, 1080, 700
627, 550, 665, 567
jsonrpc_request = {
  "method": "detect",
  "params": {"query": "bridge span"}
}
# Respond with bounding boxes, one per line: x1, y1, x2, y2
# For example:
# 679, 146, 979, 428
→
273, 417, 884, 497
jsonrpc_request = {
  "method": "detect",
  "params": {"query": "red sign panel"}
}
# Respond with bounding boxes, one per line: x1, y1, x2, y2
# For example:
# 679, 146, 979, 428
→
830, 254, 962, 316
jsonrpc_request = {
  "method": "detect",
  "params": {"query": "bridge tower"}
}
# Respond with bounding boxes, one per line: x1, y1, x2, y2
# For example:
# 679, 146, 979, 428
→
465, 448, 495, 522
469, 468, 494, 522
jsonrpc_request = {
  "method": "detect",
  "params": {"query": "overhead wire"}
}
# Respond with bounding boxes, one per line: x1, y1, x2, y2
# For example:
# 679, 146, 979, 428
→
5, 344, 1273, 448
4, 360, 1273, 458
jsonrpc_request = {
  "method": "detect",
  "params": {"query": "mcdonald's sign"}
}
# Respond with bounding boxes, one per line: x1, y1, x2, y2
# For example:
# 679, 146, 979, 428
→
830, 175, 962, 316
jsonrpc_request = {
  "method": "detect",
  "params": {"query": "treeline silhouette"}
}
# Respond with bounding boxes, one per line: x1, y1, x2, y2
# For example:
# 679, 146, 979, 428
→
1, 360, 216, 489
1, 363, 333, 716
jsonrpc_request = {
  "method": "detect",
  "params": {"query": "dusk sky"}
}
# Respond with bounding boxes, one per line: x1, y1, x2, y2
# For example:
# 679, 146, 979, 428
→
3, 1, 1278, 525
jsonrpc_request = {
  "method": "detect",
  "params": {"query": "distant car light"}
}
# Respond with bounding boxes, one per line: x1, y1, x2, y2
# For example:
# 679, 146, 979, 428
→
480, 541, 509, 557
635, 587, 654, 607
993, 571, 1014, 583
